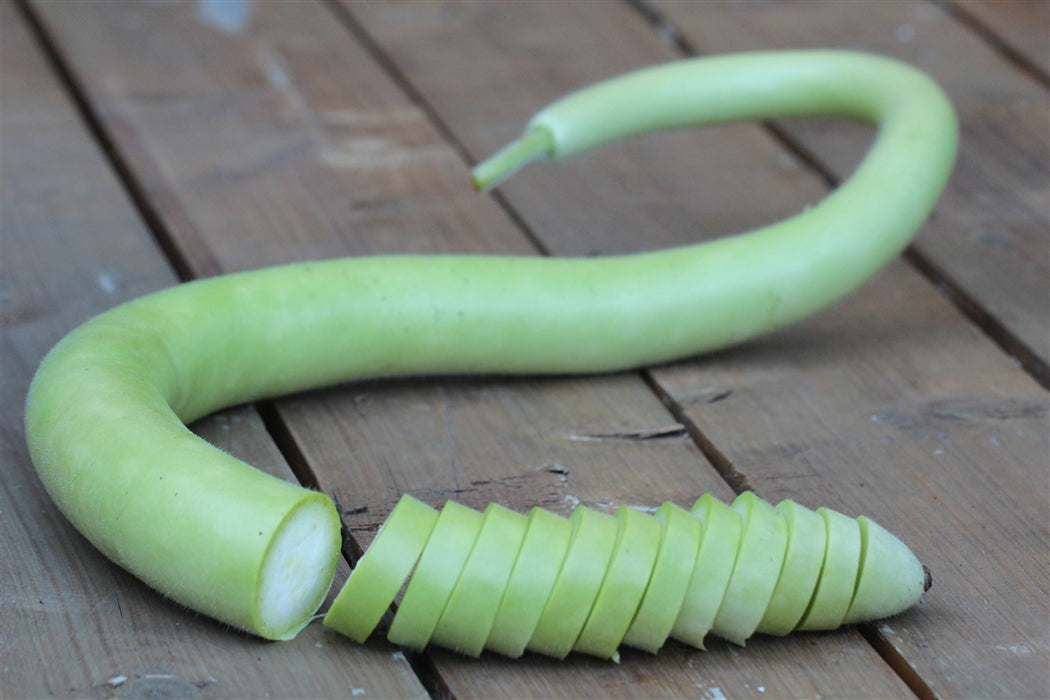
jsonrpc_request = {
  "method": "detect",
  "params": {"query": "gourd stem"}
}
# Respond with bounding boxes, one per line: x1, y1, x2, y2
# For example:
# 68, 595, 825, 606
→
471, 126, 554, 191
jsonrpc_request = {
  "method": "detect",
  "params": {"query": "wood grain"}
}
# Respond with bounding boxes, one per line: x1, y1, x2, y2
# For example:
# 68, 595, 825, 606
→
955, 0, 1050, 80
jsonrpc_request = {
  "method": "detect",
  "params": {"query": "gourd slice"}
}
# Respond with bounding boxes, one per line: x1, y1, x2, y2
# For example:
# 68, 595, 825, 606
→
527, 506, 618, 659
621, 502, 703, 654
796, 507, 861, 631
326, 493, 928, 659
671, 494, 742, 648
323, 495, 439, 642
431, 503, 529, 657
756, 499, 827, 636
574, 507, 662, 659
709, 492, 789, 645
387, 501, 483, 650
485, 507, 574, 658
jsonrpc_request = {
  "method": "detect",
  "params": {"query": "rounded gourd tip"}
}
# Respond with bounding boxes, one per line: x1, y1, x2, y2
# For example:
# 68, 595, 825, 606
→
842, 516, 926, 625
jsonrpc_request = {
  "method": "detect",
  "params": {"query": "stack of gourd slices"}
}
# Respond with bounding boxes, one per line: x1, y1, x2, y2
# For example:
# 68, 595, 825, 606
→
323, 492, 926, 660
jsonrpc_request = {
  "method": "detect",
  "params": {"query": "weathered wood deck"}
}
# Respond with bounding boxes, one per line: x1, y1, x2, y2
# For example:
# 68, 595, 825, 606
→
2, 1, 1047, 697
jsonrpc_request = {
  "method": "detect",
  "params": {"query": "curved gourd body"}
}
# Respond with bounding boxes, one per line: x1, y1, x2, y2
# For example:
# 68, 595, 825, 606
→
25, 51, 952, 641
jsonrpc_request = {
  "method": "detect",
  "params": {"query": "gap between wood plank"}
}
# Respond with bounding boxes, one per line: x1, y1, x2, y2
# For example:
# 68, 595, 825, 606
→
260, 395, 451, 698
402, 651, 454, 700
14, 0, 197, 284
903, 247, 1050, 389
942, 0, 1050, 88
640, 373, 753, 496
858, 623, 937, 700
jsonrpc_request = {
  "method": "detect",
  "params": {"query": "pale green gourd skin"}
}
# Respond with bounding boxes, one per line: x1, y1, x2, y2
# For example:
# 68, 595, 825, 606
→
24, 50, 954, 642
673, 494, 744, 649
620, 502, 702, 653
484, 507, 574, 658
527, 506, 619, 659
386, 501, 483, 651
430, 504, 528, 656
322, 494, 439, 643
797, 507, 863, 631
758, 499, 828, 635
573, 506, 663, 659
711, 492, 790, 646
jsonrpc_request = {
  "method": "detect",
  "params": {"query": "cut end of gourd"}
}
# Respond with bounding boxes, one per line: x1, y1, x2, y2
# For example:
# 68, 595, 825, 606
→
842, 516, 926, 625
256, 497, 341, 640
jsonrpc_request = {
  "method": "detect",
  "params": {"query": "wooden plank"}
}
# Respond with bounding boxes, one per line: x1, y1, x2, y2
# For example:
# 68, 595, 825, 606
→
954, 0, 1050, 80
652, 0, 1050, 383
0, 2, 425, 697
347, 0, 1050, 697
28, 0, 917, 697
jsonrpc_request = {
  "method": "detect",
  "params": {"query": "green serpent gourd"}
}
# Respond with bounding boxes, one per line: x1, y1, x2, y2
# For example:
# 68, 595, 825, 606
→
24, 51, 955, 642
323, 493, 929, 659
